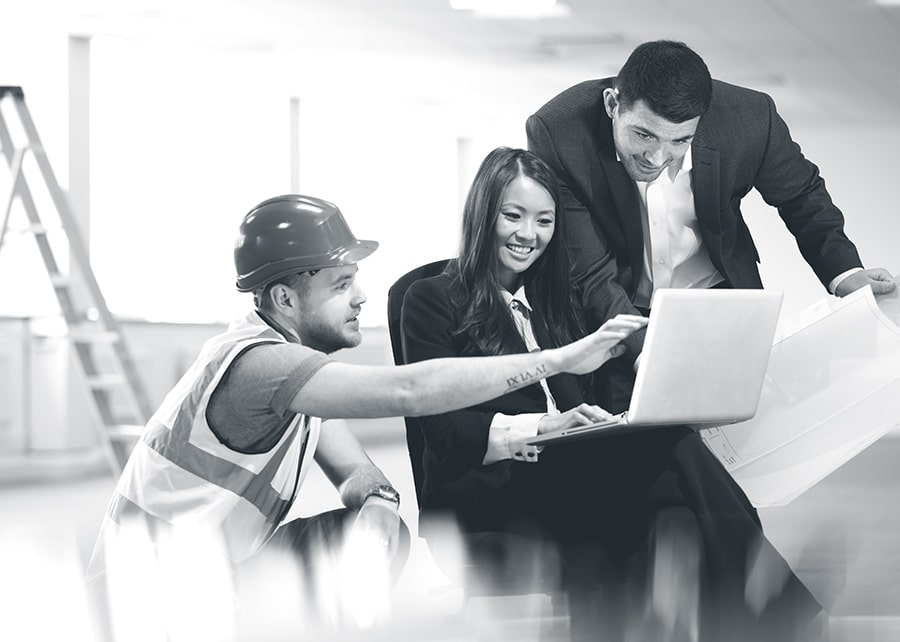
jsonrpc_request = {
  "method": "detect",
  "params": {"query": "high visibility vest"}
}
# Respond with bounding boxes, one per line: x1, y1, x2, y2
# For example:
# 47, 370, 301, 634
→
89, 312, 321, 578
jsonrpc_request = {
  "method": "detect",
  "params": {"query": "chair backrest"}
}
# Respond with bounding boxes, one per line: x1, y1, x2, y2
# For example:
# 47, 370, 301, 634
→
387, 258, 451, 509
388, 258, 568, 601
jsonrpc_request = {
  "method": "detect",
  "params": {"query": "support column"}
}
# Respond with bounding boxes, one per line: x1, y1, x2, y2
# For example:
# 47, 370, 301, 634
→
290, 96, 301, 193
68, 35, 91, 254
456, 135, 477, 216
66, 34, 97, 452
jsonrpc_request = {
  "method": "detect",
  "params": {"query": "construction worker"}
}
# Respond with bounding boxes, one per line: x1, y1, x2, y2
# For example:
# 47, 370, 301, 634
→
86, 194, 646, 638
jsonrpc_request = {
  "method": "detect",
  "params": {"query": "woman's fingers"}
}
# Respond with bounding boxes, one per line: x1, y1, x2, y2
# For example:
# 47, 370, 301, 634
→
601, 314, 649, 330
567, 404, 614, 426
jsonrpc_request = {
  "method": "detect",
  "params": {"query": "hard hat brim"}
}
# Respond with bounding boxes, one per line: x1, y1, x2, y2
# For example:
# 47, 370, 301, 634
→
235, 238, 378, 292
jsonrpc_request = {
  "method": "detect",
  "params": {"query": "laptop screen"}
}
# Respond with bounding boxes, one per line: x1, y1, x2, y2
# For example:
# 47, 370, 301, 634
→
627, 288, 783, 426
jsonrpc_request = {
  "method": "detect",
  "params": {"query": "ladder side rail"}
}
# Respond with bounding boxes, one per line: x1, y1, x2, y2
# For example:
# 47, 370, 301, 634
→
1, 108, 126, 470
0, 147, 27, 250
0, 113, 82, 324
10, 97, 154, 421
72, 341, 130, 474
0, 149, 25, 248
1, 87, 140, 471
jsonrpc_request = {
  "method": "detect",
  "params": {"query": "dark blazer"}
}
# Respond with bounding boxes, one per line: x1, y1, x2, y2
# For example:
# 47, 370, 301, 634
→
527, 78, 863, 360
400, 272, 822, 625
400, 272, 590, 534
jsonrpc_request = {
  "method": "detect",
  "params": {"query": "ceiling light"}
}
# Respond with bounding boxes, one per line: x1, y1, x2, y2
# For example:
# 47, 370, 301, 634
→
450, 0, 567, 19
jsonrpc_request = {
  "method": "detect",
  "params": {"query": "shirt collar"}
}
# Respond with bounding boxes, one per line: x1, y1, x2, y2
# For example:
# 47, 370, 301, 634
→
615, 145, 693, 180
499, 285, 532, 313
679, 145, 693, 173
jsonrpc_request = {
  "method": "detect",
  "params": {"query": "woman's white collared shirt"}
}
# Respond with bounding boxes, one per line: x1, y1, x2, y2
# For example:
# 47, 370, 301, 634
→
482, 287, 558, 465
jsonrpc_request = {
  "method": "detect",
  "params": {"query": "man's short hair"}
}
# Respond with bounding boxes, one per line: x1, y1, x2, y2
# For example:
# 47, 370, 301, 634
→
254, 271, 314, 313
614, 40, 712, 123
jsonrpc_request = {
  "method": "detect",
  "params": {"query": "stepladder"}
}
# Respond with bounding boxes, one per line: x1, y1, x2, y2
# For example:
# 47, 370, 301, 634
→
0, 85, 152, 473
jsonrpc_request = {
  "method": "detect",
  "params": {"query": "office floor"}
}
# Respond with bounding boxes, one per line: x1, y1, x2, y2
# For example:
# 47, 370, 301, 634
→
2, 430, 900, 642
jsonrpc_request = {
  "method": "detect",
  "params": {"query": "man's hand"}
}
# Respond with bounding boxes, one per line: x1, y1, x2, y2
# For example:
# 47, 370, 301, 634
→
338, 497, 401, 629
834, 268, 896, 297
553, 314, 649, 376
349, 497, 402, 557
538, 403, 616, 435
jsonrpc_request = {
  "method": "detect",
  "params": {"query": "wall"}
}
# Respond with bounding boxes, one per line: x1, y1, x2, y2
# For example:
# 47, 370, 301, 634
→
739, 122, 900, 318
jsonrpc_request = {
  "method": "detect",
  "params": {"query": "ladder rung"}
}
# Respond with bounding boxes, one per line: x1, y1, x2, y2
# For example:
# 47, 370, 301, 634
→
5, 223, 49, 236
49, 273, 70, 288
87, 374, 126, 388
69, 330, 121, 344
106, 424, 145, 440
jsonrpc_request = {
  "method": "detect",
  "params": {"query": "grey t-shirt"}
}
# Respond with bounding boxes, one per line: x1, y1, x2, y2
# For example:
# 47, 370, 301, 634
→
207, 342, 332, 453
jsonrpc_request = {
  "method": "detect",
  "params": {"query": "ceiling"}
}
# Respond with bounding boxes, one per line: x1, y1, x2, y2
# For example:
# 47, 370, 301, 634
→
28, 0, 900, 131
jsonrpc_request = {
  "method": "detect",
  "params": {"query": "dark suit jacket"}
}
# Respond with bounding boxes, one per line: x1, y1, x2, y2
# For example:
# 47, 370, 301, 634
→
527, 78, 863, 361
400, 273, 591, 534
399, 274, 823, 624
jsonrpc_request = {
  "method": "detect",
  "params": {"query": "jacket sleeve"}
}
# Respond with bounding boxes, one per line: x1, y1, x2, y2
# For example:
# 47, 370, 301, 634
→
526, 113, 646, 363
400, 278, 500, 474
752, 93, 863, 286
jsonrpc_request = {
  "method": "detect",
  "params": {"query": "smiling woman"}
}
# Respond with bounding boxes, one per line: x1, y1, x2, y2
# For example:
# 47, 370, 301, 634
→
399, 147, 624, 633
494, 174, 557, 292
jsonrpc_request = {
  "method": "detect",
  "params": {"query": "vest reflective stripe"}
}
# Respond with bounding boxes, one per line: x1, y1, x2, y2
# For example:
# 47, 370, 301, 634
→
142, 417, 301, 524
108, 489, 174, 539
99, 312, 321, 565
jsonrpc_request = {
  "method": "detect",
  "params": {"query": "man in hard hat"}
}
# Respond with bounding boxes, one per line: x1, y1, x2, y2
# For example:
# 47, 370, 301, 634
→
87, 194, 646, 635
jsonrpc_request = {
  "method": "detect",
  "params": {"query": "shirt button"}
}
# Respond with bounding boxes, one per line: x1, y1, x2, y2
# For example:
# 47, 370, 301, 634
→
657, 259, 665, 265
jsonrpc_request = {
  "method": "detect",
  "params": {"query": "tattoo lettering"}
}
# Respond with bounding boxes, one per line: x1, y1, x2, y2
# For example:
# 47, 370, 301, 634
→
505, 363, 549, 392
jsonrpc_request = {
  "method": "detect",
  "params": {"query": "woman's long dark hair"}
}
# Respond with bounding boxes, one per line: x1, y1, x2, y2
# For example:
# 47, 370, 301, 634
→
448, 146, 587, 355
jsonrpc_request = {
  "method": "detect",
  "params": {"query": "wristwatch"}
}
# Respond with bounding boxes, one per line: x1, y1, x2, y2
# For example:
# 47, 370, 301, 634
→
364, 484, 400, 506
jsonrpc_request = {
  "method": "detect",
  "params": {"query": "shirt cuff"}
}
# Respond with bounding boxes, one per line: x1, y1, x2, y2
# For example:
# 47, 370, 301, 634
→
829, 267, 863, 294
483, 413, 543, 465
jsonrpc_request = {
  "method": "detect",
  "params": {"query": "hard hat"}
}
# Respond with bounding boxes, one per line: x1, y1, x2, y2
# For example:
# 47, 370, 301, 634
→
234, 195, 378, 292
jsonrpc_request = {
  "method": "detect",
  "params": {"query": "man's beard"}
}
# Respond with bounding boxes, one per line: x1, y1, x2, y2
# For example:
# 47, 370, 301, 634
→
299, 317, 361, 354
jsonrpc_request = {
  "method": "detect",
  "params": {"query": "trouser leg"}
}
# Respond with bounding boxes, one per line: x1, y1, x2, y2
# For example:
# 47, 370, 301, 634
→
239, 508, 410, 631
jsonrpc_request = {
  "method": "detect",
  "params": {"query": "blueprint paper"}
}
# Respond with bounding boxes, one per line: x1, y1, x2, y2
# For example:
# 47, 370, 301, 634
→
701, 275, 900, 507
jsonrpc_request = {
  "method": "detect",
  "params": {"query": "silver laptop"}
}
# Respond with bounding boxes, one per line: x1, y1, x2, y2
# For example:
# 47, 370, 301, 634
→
527, 288, 783, 446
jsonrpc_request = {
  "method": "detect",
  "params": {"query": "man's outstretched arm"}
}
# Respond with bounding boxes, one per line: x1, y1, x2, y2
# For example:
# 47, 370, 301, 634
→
290, 314, 648, 420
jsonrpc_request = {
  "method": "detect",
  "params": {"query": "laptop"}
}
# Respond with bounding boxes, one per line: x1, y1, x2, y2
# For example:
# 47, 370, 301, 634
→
527, 288, 783, 446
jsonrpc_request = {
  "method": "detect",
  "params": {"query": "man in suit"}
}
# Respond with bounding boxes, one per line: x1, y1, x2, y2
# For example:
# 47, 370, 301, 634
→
527, 39, 894, 408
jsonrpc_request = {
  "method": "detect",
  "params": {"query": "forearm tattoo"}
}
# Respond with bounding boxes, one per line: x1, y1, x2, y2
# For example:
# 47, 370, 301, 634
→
505, 363, 549, 392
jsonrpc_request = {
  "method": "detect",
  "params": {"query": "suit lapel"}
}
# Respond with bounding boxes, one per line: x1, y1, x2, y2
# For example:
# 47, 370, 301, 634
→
690, 121, 723, 266
589, 128, 645, 281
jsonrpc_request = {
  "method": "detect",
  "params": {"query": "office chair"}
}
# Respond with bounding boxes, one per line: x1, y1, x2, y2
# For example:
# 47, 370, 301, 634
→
386, 258, 450, 511
386, 259, 567, 605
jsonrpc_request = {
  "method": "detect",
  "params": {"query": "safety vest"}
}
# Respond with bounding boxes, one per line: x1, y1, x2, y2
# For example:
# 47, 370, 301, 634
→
88, 311, 321, 578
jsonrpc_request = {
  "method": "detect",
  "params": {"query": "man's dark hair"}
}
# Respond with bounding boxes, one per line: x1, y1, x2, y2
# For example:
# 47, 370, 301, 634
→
254, 271, 314, 313
614, 40, 712, 122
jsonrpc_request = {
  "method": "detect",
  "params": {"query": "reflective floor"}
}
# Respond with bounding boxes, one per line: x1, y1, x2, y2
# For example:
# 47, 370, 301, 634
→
2, 429, 900, 641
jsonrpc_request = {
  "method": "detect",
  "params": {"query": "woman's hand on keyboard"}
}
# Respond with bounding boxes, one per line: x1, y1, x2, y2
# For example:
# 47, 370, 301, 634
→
537, 403, 616, 435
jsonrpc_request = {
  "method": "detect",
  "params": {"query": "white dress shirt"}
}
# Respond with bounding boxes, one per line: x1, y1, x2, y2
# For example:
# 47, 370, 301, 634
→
482, 287, 558, 465
631, 147, 724, 309
627, 147, 857, 307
